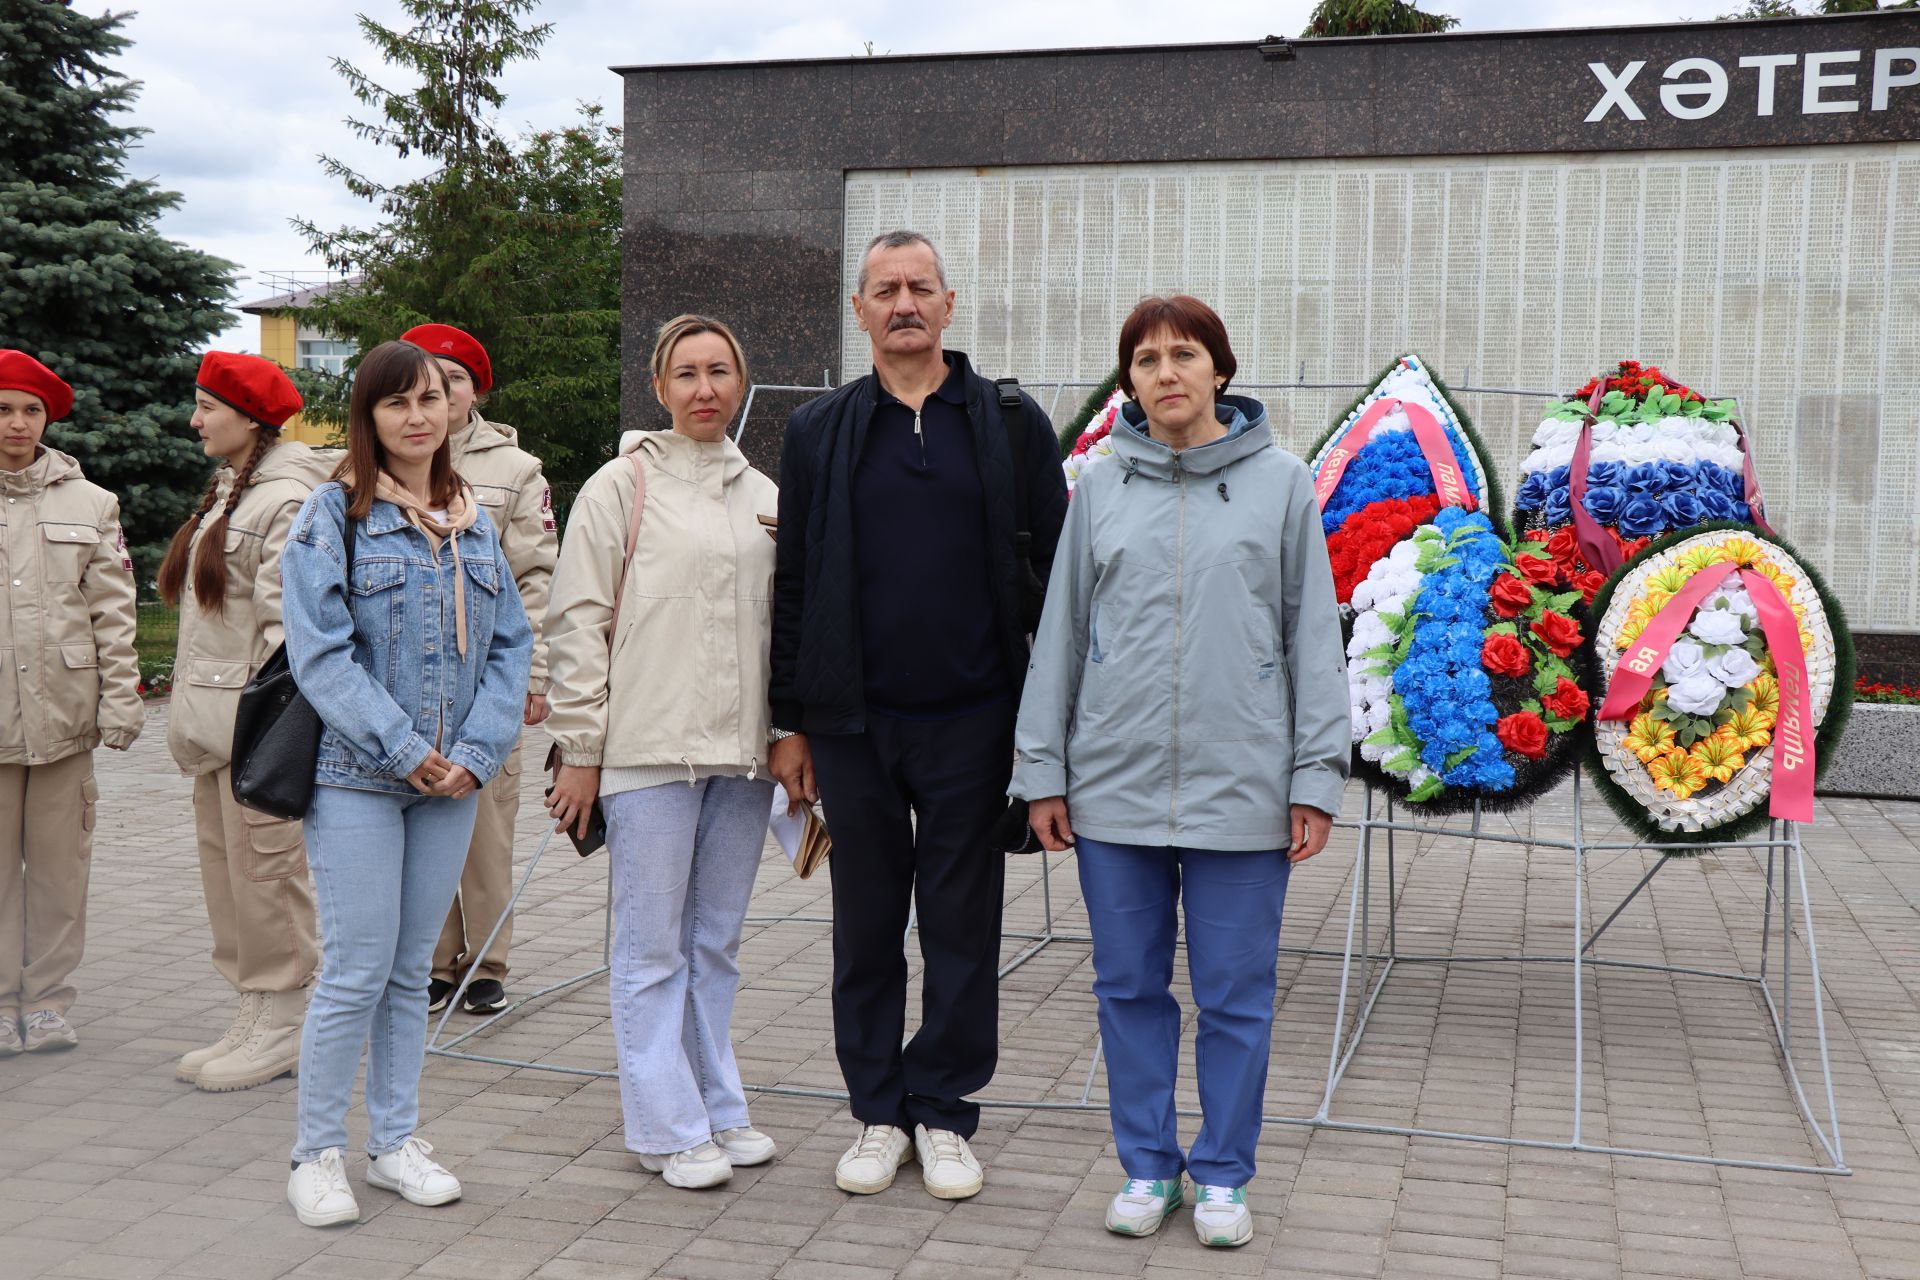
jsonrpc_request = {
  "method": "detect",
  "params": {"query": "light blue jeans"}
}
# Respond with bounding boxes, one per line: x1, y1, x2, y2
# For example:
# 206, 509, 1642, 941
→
293, 783, 479, 1163
604, 775, 775, 1155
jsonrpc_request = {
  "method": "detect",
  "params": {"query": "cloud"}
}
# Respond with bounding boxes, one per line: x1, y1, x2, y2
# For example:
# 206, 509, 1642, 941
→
73, 0, 1741, 352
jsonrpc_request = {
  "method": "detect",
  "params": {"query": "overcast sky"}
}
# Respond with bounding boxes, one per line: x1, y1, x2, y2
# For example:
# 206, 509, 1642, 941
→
77, 0, 1746, 352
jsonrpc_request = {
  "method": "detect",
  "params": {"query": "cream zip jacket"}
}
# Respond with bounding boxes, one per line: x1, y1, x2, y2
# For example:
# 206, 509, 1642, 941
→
0, 446, 142, 765
452, 412, 556, 695
544, 429, 777, 773
166, 440, 338, 776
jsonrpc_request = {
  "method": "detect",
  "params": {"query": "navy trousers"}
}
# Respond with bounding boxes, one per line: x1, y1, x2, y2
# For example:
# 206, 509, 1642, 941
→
1076, 836, 1292, 1187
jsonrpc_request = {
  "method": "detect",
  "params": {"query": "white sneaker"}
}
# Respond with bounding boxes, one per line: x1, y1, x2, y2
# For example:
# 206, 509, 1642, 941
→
636, 1141, 732, 1189
913, 1125, 984, 1200
1105, 1178, 1185, 1236
713, 1126, 777, 1167
365, 1136, 462, 1206
21, 1009, 77, 1052
1192, 1184, 1253, 1247
0, 1017, 20, 1057
835, 1124, 912, 1195
287, 1149, 359, 1227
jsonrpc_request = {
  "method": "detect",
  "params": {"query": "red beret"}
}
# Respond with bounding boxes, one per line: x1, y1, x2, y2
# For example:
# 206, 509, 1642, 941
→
0, 350, 75, 422
401, 323, 492, 394
197, 351, 303, 428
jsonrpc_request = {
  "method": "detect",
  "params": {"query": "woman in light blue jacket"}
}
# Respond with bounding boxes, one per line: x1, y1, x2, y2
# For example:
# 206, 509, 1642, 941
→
1012, 295, 1349, 1249
278, 340, 532, 1228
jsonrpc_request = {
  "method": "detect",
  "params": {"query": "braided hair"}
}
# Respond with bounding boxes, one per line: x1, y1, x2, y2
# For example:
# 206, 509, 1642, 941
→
156, 430, 278, 612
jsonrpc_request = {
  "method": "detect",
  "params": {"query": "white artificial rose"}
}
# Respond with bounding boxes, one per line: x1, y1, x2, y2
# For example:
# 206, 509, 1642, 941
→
1667, 672, 1730, 717
1523, 443, 1575, 474
1534, 421, 1580, 450
1619, 441, 1664, 467
1706, 647, 1763, 689
1705, 585, 1758, 622
1662, 638, 1709, 683
1590, 420, 1620, 445
1689, 608, 1748, 647
1621, 421, 1660, 446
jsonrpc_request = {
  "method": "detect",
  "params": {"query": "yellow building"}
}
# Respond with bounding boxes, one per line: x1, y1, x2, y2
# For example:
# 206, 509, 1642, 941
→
238, 281, 356, 447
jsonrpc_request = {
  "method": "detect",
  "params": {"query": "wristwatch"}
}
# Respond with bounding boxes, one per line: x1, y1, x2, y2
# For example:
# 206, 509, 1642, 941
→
770, 728, 798, 742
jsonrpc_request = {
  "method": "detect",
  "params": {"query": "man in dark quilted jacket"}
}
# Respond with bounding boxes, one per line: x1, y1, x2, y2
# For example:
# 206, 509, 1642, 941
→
769, 230, 1066, 1202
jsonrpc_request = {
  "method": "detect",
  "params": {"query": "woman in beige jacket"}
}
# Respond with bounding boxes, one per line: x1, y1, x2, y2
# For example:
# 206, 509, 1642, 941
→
545, 315, 780, 1190
0, 350, 142, 1055
159, 352, 332, 1091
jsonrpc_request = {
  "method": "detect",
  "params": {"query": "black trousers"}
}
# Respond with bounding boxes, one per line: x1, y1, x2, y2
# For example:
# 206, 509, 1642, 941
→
810, 701, 1014, 1138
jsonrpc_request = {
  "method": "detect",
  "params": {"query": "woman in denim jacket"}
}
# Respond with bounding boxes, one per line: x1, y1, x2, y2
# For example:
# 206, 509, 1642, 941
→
278, 341, 532, 1227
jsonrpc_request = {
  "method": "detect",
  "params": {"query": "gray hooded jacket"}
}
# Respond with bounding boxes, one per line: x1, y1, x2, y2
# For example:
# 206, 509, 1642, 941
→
1010, 395, 1351, 850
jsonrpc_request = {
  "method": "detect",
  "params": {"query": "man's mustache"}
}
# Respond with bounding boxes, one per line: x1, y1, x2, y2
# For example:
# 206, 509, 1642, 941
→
887, 315, 927, 332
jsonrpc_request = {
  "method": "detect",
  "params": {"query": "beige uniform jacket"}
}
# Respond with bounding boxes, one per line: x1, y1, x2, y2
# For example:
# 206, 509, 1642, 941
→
452, 413, 555, 695
167, 441, 339, 776
0, 447, 143, 765
544, 430, 778, 773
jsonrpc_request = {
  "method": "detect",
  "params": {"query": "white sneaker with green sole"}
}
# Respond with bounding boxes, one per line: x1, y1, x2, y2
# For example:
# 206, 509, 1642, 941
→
1192, 1183, 1253, 1247
1105, 1178, 1184, 1236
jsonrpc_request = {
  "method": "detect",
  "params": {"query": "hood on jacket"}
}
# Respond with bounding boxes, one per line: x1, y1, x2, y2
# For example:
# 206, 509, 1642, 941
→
1, 445, 84, 494
249, 439, 339, 488
1112, 394, 1272, 484
458, 411, 521, 452
619, 427, 750, 486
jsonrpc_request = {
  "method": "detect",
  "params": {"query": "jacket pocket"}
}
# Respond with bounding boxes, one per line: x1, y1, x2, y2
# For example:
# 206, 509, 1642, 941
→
349, 558, 407, 641
1253, 604, 1287, 721
185, 657, 250, 691
46, 643, 102, 744
241, 806, 307, 882
41, 522, 98, 583
491, 746, 522, 808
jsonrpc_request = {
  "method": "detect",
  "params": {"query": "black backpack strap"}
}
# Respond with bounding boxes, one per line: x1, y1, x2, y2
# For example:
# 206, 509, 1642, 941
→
995, 376, 1030, 553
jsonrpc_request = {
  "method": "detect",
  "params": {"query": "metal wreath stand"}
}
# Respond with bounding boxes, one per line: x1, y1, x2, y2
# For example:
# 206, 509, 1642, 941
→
427, 377, 1847, 1178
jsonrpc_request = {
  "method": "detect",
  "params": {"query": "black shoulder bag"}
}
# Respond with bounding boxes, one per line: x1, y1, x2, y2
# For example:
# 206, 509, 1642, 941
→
230, 512, 357, 820
990, 376, 1049, 856
995, 376, 1048, 635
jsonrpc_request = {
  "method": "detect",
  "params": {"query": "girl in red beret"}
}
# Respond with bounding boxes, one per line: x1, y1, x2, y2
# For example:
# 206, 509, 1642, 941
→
0, 351, 144, 1056
157, 351, 339, 1091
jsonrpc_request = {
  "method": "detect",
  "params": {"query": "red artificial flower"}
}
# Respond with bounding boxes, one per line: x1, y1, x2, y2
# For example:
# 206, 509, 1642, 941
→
1490, 573, 1534, 619
1515, 554, 1559, 586
1496, 711, 1550, 760
1543, 677, 1590, 721
1573, 569, 1609, 603
1326, 494, 1444, 604
1530, 611, 1583, 657
1546, 527, 1578, 565
1481, 633, 1531, 679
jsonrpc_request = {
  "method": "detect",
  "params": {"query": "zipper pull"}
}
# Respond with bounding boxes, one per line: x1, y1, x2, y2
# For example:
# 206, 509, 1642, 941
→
914, 410, 925, 467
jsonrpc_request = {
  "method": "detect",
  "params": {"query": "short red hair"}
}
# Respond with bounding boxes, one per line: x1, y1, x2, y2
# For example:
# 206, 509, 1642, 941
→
1116, 295, 1237, 399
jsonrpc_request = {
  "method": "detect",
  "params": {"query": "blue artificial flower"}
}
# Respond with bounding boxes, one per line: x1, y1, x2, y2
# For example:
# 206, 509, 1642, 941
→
1662, 490, 1704, 528
1516, 470, 1552, 511
1584, 485, 1625, 524
1543, 486, 1572, 525
1698, 489, 1736, 521
1618, 493, 1667, 538
1658, 459, 1695, 491
1624, 462, 1666, 494
1703, 462, 1746, 502
1319, 413, 1484, 532
1733, 500, 1752, 522
1586, 460, 1623, 488
1547, 464, 1571, 490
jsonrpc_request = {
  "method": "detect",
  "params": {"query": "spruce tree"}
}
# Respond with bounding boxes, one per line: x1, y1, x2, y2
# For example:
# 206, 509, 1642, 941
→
296, 1, 625, 498
0, 0, 235, 585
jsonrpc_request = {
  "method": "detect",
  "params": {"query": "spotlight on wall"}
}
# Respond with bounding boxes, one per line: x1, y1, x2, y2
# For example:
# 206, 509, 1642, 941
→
1259, 35, 1294, 61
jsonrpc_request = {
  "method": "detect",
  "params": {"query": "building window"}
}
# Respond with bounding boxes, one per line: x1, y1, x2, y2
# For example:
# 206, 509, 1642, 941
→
297, 338, 355, 376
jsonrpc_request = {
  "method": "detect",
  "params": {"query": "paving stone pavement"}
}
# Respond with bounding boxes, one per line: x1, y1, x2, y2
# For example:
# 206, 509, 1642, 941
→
4, 710, 1920, 1279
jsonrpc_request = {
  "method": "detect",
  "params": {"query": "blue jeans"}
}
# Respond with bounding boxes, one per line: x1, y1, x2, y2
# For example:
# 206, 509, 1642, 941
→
604, 776, 774, 1154
293, 783, 479, 1163
1076, 837, 1292, 1187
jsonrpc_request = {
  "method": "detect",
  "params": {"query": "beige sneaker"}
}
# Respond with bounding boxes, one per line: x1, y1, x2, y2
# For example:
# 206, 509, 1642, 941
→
713, 1126, 777, 1167
835, 1124, 912, 1195
636, 1141, 733, 1189
913, 1125, 983, 1200
0, 1017, 21, 1056
177, 992, 260, 1083
198, 989, 302, 1091
22, 1010, 78, 1052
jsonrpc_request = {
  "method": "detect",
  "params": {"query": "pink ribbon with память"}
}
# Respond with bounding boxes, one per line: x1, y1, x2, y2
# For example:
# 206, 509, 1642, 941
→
1313, 396, 1477, 514
1598, 559, 1815, 822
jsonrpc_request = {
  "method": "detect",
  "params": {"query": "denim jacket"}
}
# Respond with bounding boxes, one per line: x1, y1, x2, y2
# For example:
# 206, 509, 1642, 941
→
281, 482, 533, 796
